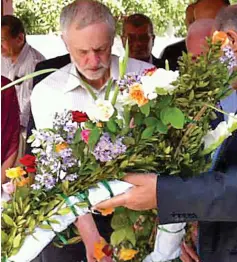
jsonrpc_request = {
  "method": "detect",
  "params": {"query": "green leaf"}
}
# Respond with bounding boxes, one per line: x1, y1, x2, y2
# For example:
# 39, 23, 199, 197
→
1, 69, 57, 91
106, 119, 117, 133
2, 214, 15, 226
126, 227, 136, 246
38, 224, 52, 230
134, 113, 144, 126
13, 234, 22, 248
156, 87, 168, 95
111, 212, 130, 230
141, 126, 155, 139
88, 127, 100, 149
105, 78, 113, 100
62, 180, 69, 194
140, 103, 150, 116
123, 136, 135, 146
1, 230, 8, 244
110, 228, 126, 246
157, 95, 172, 109
156, 120, 168, 134
47, 219, 60, 224
144, 117, 158, 127
57, 207, 71, 215
160, 107, 185, 129
169, 108, 185, 129
73, 128, 82, 143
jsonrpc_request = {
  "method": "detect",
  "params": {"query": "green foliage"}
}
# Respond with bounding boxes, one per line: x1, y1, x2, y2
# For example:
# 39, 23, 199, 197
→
14, 0, 190, 36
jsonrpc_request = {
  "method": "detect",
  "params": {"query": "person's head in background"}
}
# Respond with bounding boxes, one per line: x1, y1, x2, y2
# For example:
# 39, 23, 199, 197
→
185, 0, 230, 28
122, 14, 155, 63
1, 15, 26, 62
215, 4, 237, 89
60, 0, 115, 87
186, 18, 215, 57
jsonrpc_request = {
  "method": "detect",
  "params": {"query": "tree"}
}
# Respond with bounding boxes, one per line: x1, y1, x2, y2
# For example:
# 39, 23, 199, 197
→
14, 0, 190, 36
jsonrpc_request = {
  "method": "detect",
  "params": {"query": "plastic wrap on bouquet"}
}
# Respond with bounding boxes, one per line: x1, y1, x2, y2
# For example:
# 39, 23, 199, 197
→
143, 223, 186, 262
8, 180, 133, 262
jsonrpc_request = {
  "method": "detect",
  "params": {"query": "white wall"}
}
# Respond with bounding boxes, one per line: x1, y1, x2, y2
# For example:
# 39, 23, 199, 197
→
26, 35, 184, 60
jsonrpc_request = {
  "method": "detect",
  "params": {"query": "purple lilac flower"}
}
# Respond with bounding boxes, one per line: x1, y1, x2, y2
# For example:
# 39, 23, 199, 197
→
64, 173, 78, 182
220, 46, 237, 72
93, 133, 127, 162
117, 73, 142, 92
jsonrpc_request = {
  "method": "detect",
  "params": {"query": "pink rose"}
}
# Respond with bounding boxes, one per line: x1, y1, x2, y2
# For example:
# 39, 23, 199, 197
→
81, 130, 91, 144
2, 181, 15, 194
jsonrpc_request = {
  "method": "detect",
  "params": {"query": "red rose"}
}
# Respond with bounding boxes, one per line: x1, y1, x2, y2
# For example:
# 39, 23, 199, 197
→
72, 111, 89, 123
19, 154, 36, 173
102, 244, 113, 257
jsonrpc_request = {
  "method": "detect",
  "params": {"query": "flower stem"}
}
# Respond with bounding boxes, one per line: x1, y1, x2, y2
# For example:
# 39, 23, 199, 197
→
111, 84, 119, 106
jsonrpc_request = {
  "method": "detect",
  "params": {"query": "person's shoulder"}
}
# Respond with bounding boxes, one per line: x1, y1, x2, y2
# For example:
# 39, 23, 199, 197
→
33, 63, 74, 95
127, 57, 154, 74
28, 45, 45, 63
35, 54, 71, 71
161, 39, 186, 56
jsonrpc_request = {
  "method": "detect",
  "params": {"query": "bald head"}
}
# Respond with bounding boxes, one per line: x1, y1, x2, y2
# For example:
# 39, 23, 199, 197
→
186, 0, 229, 27
186, 19, 215, 57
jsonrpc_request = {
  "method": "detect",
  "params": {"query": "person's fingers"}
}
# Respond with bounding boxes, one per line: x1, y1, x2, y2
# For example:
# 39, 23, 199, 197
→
180, 243, 193, 262
93, 192, 127, 210
123, 173, 156, 186
183, 242, 200, 262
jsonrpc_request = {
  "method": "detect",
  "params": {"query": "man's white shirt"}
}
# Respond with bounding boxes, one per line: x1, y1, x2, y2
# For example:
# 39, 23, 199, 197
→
31, 55, 154, 129
1, 42, 45, 127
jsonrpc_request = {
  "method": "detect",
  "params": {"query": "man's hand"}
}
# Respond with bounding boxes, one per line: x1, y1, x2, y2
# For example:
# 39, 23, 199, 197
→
94, 173, 157, 211
180, 242, 200, 262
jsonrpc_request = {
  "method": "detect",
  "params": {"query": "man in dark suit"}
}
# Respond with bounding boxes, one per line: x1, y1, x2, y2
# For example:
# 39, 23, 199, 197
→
121, 14, 165, 69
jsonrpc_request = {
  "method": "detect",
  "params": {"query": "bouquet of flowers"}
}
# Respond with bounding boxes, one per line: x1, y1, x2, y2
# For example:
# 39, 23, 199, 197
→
1, 33, 237, 262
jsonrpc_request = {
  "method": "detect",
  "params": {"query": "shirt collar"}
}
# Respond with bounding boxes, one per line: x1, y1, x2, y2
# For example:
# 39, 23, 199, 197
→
15, 42, 30, 65
63, 55, 120, 93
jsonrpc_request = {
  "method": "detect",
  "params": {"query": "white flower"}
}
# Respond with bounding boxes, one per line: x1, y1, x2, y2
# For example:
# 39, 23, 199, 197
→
203, 121, 231, 151
141, 68, 179, 99
59, 170, 67, 180
86, 99, 114, 122
227, 113, 237, 132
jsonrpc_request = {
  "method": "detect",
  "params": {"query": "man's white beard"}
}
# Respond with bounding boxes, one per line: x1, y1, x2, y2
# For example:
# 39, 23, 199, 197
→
71, 56, 110, 80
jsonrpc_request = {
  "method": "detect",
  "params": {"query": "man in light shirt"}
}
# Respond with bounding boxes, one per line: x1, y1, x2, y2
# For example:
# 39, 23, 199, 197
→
1, 15, 45, 158
31, 1, 153, 262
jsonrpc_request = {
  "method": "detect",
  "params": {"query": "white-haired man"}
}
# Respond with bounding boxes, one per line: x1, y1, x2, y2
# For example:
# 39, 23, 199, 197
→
31, 1, 153, 262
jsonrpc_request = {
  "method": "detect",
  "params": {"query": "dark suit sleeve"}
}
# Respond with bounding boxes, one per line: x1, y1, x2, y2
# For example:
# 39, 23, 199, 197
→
158, 167, 237, 224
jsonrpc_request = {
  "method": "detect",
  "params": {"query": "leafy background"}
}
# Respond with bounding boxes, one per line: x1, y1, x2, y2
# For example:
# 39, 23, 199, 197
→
14, 0, 237, 36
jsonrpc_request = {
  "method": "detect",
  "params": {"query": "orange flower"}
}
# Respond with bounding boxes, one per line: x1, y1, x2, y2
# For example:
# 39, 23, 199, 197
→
119, 248, 138, 261
97, 207, 114, 216
94, 238, 107, 261
17, 177, 30, 187
55, 142, 68, 153
129, 84, 148, 106
212, 31, 230, 48
6, 167, 26, 179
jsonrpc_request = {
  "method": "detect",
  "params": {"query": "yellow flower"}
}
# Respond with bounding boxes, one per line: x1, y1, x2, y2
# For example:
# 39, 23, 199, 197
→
129, 84, 148, 106
119, 248, 138, 261
55, 142, 68, 153
6, 167, 26, 179
212, 31, 230, 48
94, 238, 107, 261
17, 177, 30, 187
96, 122, 103, 128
